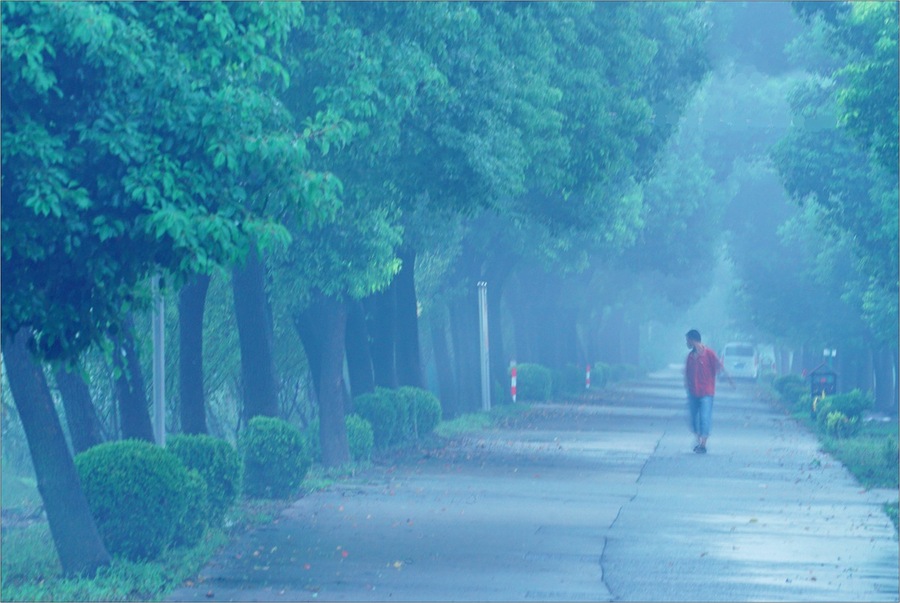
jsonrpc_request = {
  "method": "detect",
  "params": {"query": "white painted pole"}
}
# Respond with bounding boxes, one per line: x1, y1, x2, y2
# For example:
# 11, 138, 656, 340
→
152, 275, 166, 447
477, 281, 491, 412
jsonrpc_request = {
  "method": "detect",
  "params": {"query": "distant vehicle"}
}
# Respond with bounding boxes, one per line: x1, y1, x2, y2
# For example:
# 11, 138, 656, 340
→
721, 342, 758, 380
755, 344, 777, 377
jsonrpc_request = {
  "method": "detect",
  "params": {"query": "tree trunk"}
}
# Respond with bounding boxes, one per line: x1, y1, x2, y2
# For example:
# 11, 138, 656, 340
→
485, 257, 516, 399
429, 305, 458, 418
315, 295, 351, 467
873, 345, 898, 416
395, 248, 423, 388
232, 247, 279, 420
345, 299, 375, 400
2, 329, 111, 577
449, 287, 480, 414
53, 365, 105, 454
179, 273, 211, 434
114, 313, 155, 442
366, 285, 398, 389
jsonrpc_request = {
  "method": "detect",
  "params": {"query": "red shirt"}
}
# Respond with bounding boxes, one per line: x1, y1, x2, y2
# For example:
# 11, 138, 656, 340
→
685, 346, 723, 397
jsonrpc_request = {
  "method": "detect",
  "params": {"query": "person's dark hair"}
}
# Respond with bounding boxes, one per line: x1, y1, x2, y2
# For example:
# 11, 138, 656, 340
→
686, 329, 701, 342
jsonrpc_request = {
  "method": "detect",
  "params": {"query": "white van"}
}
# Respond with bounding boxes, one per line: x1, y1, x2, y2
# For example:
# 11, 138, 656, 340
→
721, 342, 757, 380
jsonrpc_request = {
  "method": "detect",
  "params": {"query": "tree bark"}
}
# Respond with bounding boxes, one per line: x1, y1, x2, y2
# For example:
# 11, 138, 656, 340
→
429, 305, 458, 418
366, 284, 398, 389
344, 299, 375, 400
315, 295, 351, 467
395, 248, 424, 388
873, 345, 898, 415
53, 365, 105, 454
2, 329, 111, 577
294, 295, 351, 466
179, 273, 211, 434
232, 247, 279, 420
449, 287, 481, 414
113, 313, 155, 442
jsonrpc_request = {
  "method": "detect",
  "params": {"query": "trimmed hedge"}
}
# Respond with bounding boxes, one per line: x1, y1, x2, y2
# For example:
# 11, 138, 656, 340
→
166, 434, 242, 528
397, 386, 442, 439
240, 416, 311, 499
173, 469, 209, 547
552, 365, 586, 396
354, 386, 443, 449
515, 363, 553, 401
354, 388, 404, 448
74, 440, 193, 560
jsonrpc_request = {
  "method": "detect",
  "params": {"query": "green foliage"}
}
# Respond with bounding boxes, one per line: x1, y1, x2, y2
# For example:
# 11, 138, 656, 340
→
353, 386, 441, 449
591, 363, 610, 388
0, 521, 228, 602
172, 470, 209, 548
814, 389, 874, 437
344, 414, 375, 461
353, 387, 404, 449
515, 364, 553, 402
166, 434, 242, 528
552, 365, 586, 396
772, 373, 806, 396
397, 386, 442, 439
239, 417, 311, 500
74, 440, 191, 561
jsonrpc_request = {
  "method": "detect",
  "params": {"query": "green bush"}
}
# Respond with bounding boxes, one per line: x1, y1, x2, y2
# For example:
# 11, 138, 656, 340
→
166, 434, 242, 528
173, 469, 209, 547
782, 382, 811, 411
772, 373, 805, 396
552, 365, 586, 396
591, 362, 610, 388
345, 414, 375, 460
307, 414, 375, 462
74, 440, 191, 560
397, 386, 442, 439
515, 363, 553, 401
240, 416, 311, 499
354, 387, 405, 448
824, 411, 860, 439
823, 389, 873, 420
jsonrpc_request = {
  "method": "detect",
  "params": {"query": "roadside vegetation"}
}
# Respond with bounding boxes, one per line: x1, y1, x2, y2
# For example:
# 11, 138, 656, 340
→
768, 374, 899, 531
0, 397, 526, 602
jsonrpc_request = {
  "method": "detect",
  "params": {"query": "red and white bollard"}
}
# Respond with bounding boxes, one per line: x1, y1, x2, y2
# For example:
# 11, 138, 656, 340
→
510, 361, 517, 403
585, 364, 591, 390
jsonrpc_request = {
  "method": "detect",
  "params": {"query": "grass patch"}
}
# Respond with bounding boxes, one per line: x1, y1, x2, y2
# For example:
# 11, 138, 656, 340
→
433, 403, 531, 439
821, 432, 899, 490
1, 523, 228, 602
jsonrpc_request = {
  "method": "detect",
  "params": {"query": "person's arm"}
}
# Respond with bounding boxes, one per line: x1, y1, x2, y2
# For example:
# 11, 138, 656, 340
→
714, 352, 735, 388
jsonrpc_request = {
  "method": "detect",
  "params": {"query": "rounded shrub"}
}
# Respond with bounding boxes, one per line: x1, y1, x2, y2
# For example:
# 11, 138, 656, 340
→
397, 386, 442, 439
240, 416, 311, 499
772, 373, 805, 396
824, 389, 873, 420
515, 363, 553, 401
166, 434, 242, 528
74, 440, 191, 560
354, 387, 404, 448
345, 414, 375, 460
552, 365, 586, 396
173, 469, 209, 547
591, 362, 610, 388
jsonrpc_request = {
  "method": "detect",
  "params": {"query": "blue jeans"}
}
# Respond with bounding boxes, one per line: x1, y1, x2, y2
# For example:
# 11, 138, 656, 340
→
688, 395, 714, 438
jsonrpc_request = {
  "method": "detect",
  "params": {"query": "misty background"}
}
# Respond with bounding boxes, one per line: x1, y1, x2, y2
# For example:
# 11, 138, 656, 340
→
2, 1, 897, 479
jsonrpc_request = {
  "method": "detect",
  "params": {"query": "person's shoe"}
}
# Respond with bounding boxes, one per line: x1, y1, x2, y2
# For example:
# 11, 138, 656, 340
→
694, 445, 707, 454
692, 444, 702, 453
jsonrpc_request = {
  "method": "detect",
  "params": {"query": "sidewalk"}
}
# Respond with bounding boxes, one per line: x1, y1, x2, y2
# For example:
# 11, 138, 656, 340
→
167, 367, 899, 602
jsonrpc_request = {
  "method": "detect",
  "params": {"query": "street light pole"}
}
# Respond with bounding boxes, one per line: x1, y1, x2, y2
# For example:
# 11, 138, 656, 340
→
477, 281, 491, 412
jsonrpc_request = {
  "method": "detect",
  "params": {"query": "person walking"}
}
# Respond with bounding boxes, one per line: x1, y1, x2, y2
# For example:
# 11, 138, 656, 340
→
684, 329, 734, 454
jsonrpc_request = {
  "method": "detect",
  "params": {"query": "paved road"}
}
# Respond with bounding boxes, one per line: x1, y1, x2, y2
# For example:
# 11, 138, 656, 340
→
168, 367, 898, 602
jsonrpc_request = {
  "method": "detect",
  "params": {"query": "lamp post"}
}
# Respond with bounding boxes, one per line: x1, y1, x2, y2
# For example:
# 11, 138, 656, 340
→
477, 281, 491, 412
